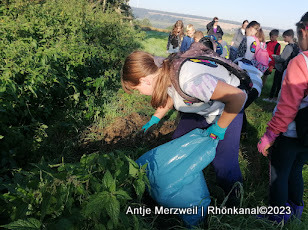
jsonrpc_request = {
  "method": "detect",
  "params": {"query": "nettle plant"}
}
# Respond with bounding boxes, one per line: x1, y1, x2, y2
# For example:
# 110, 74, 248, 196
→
0, 152, 150, 229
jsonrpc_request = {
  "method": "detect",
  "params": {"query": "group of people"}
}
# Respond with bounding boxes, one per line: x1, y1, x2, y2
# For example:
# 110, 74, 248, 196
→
121, 12, 308, 225
166, 18, 228, 58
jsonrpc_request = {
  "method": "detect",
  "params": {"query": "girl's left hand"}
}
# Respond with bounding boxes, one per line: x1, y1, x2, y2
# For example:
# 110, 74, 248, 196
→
206, 121, 227, 140
257, 129, 279, 156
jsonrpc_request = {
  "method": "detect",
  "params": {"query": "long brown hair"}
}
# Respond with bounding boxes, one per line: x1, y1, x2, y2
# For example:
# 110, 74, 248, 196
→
256, 28, 265, 42
121, 51, 171, 108
246, 20, 260, 35
171, 20, 184, 38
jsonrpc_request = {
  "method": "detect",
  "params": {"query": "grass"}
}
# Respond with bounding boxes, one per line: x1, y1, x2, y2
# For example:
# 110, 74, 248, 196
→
99, 30, 307, 229
140, 30, 170, 57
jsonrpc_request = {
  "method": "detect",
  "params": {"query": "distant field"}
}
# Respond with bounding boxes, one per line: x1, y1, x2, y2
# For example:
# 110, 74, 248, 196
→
140, 28, 287, 55
133, 7, 276, 34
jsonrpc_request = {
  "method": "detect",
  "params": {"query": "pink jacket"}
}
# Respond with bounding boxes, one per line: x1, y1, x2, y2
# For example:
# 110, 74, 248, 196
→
268, 51, 308, 135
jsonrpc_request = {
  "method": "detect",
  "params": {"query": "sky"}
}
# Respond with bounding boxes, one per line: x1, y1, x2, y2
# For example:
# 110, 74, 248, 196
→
129, 0, 306, 31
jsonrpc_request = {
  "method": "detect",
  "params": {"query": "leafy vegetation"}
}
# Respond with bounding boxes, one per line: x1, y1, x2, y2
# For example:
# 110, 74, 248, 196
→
0, 0, 150, 228
0, 0, 142, 166
0, 1, 306, 228
1, 151, 152, 229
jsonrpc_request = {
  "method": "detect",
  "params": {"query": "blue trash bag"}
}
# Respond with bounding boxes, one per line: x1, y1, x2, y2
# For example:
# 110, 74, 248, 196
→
136, 128, 219, 226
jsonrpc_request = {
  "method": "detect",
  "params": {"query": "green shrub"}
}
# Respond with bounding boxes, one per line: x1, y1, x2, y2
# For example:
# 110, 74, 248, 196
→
0, 152, 150, 229
0, 0, 143, 166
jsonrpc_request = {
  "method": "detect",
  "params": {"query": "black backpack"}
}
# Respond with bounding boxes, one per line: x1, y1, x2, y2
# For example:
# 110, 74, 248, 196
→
199, 36, 223, 56
283, 43, 300, 71
170, 35, 179, 48
295, 106, 308, 146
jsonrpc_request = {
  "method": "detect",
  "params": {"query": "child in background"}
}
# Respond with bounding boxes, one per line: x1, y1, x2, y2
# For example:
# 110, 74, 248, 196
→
193, 30, 204, 43
180, 24, 195, 52
262, 29, 281, 87
257, 11, 308, 224
266, 29, 299, 102
167, 20, 184, 54
230, 20, 249, 61
235, 22, 268, 136
236, 21, 265, 107
122, 44, 247, 205
251, 28, 269, 73
206, 17, 224, 40
218, 37, 230, 59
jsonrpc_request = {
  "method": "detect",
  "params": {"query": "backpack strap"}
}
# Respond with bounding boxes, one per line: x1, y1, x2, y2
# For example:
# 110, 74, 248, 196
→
274, 43, 280, 55
169, 43, 252, 103
253, 36, 260, 49
283, 43, 300, 71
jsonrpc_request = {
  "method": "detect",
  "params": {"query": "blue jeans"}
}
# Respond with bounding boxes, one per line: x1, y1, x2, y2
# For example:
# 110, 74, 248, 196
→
172, 112, 243, 193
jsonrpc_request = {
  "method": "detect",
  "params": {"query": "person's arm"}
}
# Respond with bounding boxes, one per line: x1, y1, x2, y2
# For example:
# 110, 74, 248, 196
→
273, 45, 293, 63
276, 43, 281, 55
268, 55, 308, 133
231, 30, 238, 46
219, 26, 224, 37
206, 21, 214, 32
180, 71, 246, 140
153, 96, 174, 119
167, 33, 172, 50
142, 96, 174, 132
180, 36, 188, 53
210, 81, 246, 128
258, 53, 308, 156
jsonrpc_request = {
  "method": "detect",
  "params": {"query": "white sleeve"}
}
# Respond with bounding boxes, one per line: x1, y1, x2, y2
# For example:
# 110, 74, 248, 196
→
181, 74, 218, 103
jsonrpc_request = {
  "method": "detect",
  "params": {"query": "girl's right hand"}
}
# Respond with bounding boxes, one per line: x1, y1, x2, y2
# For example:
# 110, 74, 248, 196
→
142, 116, 160, 133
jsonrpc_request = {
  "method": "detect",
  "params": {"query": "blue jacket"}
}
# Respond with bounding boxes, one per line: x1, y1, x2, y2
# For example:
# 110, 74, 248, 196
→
180, 36, 194, 52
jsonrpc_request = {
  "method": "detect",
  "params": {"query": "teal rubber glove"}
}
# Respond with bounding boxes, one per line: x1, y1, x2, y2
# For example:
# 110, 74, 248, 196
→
142, 116, 160, 132
206, 121, 228, 140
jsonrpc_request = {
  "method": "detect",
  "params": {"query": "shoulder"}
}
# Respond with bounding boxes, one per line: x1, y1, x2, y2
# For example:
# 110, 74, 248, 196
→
290, 52, 308, 67
284, 52, 308, 89
284, 44, 294, 51
246, 36, 256, 44
286, 52, 308, 81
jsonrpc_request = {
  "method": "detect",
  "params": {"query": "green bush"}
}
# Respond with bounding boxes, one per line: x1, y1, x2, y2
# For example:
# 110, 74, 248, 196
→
0, 0, 143, 166
0, 152, 150, 229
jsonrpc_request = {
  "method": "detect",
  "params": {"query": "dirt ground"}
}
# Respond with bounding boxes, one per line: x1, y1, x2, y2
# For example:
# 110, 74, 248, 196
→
79, 113, 177, 153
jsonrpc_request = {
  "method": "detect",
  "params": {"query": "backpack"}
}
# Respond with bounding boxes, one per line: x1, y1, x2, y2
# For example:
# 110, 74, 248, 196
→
266, 41, 280, 55
295, 106, 308, 146
170, 34, 179, 48
199, 35, 223, 56
168, 42, 253, 103
254, 37, 270, 67
283, 43, 300, 71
